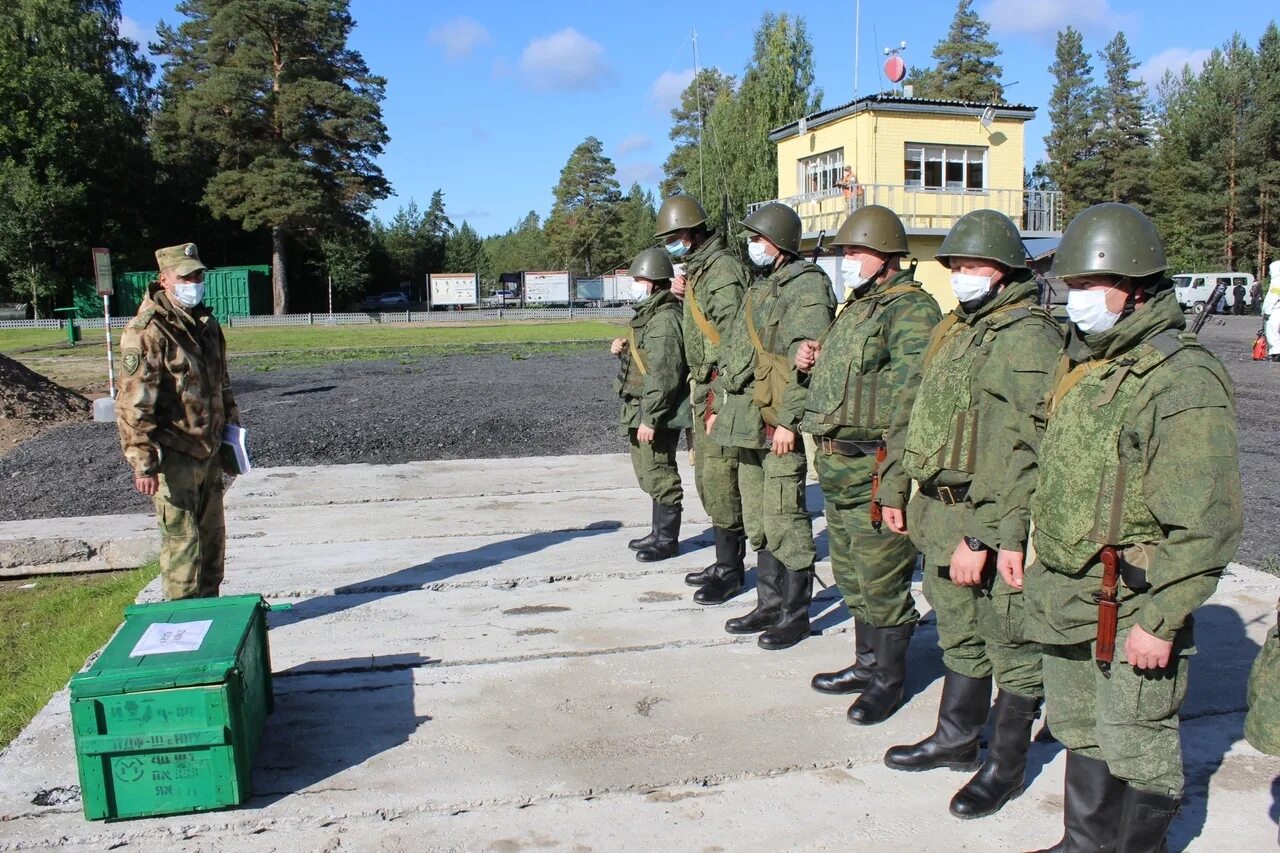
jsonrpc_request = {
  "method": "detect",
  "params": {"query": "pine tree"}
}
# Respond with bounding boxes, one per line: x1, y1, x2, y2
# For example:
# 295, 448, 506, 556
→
1096, 32, 1152, 207
444, 222, 489, 280
153, 0, 390, 314
907, 0, 1004, 102
421, 189, 453, 273
0, 0, 153, 312
1149, 68, 1219, 272
660, 68, 735, 207
544, 137, 623, 277
485, 212, 547, 276
1244, 23, 1280, 277
616, 183, 658, 267
1044, 27, 1104, 219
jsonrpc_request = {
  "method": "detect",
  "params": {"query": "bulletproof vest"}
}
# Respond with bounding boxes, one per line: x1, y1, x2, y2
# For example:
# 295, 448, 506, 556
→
805, 281, 924, 439
745, 261, 821, 426
1033, 330, 1212, 570
902, 302, 1052, 482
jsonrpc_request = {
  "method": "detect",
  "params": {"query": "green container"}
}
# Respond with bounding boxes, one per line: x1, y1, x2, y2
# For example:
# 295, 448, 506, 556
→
204, 266, 271, 322
71, 273, 154, 319
69, 595, 280, 821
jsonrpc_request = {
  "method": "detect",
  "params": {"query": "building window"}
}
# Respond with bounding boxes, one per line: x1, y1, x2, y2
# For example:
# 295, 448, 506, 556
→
799, 148, 844, 194
904, 145, 987, 191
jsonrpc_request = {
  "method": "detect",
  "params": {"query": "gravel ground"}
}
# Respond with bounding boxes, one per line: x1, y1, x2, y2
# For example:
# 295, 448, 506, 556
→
1, 317, 1276, 568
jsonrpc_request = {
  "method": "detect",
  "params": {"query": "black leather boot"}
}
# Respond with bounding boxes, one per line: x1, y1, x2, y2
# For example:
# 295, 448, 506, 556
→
846, 623, 914, 724
636, 502, 681, 562
1115, 786, 1180, 853
1030, 751, 1125, 852
685, 527, 744, 586
757, 566, 813, 650
949, 690, 1043, 818
725, 550, 783, 634
884, 670, 991, 771
812, 619, 877, 694
628, 500, 659, 551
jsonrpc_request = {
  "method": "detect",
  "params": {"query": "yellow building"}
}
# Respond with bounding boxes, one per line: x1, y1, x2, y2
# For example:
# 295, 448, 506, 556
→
753, 94, 1062, 308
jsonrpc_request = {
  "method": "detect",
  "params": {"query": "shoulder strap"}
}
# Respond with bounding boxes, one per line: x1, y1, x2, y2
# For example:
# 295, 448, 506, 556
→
744, 289, 766, 356
128, 308, 156, 330
921, 314, 963, 367
626, 326, 648, 375
687, 281, 721, 347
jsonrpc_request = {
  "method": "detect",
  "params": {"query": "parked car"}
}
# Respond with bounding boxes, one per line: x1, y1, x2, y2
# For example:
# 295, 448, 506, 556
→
364, 291, 410, 310
1172, 272, 1255, 314
481, 290, 517, 307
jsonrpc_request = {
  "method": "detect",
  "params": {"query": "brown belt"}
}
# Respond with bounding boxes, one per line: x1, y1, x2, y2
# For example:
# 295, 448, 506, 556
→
917, 480, 971, 506
818, 437, 882, 457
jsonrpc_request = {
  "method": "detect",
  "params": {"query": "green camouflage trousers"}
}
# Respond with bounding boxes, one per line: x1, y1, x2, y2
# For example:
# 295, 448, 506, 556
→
628, 428, 683, 508
155, 450, 226, 600
1044, 635, 1190, 796
814, 450, 919, 627
1245, 616, 1280, 756
736, 445, 814, 572
692, 388, 743, 530
909, 491, 1043, 697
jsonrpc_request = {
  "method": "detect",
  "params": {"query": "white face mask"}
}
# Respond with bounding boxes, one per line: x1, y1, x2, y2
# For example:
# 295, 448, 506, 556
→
173, 282, 205, 308
1066, 288, 1122, 335
950, 272, 995, 304
747, 240, 775, 268
841, 258, 881, 295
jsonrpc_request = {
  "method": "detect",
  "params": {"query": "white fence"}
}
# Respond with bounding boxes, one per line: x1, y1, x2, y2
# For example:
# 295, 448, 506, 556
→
0, 306, 635, 331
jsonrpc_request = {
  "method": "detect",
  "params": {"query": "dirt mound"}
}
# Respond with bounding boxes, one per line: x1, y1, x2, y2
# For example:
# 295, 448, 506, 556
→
0, 354, 90, 452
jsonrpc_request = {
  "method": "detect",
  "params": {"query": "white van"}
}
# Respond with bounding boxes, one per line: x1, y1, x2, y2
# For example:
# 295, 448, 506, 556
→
1172, 272, 1256, 313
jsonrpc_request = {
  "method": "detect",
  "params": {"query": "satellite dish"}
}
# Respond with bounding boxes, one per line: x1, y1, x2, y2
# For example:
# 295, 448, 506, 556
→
979, 106, 996, 128
885, 55, 906, 84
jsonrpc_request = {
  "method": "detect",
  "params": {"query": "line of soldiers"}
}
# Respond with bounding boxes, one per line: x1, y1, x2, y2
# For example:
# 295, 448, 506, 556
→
613, 195, 1252, 850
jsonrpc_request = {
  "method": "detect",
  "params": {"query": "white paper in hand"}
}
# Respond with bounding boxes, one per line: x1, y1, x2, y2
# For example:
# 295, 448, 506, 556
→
129, 620, 213, 657
222, 424, 252, 474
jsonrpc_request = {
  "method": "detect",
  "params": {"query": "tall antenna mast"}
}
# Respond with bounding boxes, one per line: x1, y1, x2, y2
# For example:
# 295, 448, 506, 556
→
692, 28, 705, 203
854, 0, 861, 97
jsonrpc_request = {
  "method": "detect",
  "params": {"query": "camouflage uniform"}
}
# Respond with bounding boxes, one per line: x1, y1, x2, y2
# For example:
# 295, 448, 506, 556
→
882, 276, 1061, 697
1024, 288, 1244, 797
683, 232, 749, 530
712, 258, 835, 572
1245, 598, 1280, 756
617, 288, 691, 508
802, 268, 939, 629
116, 258, 238, 601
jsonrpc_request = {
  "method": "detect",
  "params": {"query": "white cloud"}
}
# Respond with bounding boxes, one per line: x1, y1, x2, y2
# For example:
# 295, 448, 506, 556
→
518, 28, 614, 92
980, 0, 1132, 38
427, 17, 492, 62
649, 68, 695, 113
616, 134, 651, 158
1138, 48, 1212, 87
119, 15, 152, 47
617, 162, 662, 187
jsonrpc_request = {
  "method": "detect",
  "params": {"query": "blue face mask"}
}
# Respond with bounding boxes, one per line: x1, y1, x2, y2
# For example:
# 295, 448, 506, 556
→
665, 239, 689, 259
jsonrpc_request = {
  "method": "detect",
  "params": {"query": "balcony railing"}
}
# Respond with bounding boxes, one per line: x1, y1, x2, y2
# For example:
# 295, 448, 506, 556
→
747, 185, 1063, 235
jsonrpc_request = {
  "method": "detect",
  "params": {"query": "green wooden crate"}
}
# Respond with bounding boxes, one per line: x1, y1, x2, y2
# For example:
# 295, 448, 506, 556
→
68, 594, 281, 821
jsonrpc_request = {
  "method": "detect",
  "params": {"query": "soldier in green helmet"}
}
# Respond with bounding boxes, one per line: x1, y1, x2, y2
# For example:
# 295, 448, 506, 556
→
1021, 204, 1243, 852
793, 205, 941, 723
878, 209, 1063, 819
710, 202, 835, 649
612, 247, 692, 562
653, 195, 753, 602
1245, 598, 1280, 760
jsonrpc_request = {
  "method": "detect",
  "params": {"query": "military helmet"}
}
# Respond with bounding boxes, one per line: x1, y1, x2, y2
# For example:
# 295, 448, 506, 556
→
741, 202, 802, 255
830, 205, 909, 254
654, 195, 707, 238
936, 209, 1029, 271
1051, 203, 1168, 281
628, 246, 675, 282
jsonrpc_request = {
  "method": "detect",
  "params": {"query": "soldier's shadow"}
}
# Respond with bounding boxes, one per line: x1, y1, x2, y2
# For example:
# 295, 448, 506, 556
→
1169, 603, 1263, 851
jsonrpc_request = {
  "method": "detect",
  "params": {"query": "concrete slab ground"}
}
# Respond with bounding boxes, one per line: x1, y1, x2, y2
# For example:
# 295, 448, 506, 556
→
0, 454, 1277, 851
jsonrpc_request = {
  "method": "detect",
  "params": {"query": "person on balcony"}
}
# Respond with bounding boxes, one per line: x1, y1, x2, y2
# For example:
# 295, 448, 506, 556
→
839, 166, 864, 211
793, 205, 941, 725
878, 210, 1064, 820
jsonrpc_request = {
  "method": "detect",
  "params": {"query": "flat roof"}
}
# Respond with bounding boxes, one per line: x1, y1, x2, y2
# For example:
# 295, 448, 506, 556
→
770, 93, 1037, 142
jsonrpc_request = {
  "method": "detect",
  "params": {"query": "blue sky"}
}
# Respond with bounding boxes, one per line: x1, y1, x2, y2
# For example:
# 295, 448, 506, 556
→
119, 0, 1276, 237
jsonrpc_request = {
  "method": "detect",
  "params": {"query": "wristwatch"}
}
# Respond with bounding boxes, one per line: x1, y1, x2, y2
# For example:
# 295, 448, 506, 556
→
964, 536, 987, 552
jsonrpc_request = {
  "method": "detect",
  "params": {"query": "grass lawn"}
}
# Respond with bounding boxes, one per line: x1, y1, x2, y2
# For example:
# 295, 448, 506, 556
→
0, 564, 157, 749
0, 319, 624, 359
